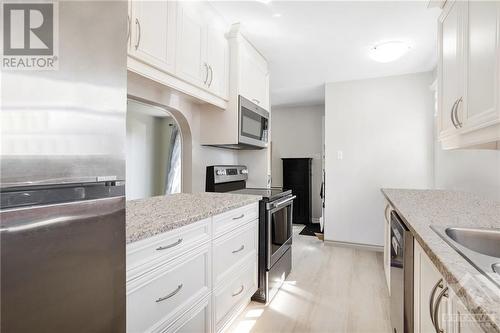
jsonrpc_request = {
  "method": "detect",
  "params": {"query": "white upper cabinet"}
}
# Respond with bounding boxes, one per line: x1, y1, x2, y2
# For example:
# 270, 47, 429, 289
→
175, 2, 229, 99
127, 1, 230, 107
206, 22, 229, 99
176, 2, 208, 88
240, 38, 270, 111
465, 1, 499, 126
438, 0, 463, 135
129, 1, 176, 74
438, 0, 500, 149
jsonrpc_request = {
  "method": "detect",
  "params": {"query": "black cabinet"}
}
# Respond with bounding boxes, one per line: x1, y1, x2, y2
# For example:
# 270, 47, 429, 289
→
282, 158, 312, 225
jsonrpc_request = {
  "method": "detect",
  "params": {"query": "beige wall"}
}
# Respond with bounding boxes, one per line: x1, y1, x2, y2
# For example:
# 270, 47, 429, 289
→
271, 104, 324, 220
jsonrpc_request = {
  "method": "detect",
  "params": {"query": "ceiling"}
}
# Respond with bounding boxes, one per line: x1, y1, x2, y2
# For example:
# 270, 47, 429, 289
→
209, 1, 441, 107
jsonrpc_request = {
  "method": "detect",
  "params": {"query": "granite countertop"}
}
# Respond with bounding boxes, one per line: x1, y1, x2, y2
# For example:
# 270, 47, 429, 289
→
126, 192, 261, 244
381, 189, 500, 333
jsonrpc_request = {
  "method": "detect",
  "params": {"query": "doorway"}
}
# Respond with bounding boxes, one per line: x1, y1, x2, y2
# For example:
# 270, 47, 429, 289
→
126, 99, 182, 200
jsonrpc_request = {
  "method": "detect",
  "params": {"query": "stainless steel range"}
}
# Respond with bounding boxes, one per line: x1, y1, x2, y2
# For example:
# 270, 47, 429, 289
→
206, 165, 295, 304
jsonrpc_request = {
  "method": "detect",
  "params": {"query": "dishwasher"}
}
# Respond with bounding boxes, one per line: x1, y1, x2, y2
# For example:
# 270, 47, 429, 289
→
390, 210, 414, 333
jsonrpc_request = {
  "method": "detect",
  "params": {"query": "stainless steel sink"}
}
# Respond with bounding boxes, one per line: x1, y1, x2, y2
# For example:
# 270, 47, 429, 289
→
445, 227, 500, 258
431, 225, 500, 287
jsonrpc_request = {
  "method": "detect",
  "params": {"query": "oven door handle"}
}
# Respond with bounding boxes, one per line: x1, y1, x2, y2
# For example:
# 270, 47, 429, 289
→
271, 195, 296, 209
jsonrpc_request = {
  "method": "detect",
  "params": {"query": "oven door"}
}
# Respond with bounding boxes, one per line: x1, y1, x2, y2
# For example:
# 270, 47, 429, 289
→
239, 95, 269, 148
266, 195, 296, 269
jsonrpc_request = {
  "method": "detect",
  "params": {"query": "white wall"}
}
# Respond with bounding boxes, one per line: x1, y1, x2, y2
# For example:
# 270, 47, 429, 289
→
271, 105, 324, 220
190, 108, 239, 191
127, 72, 239, 193
126, 101, 175, 200
324, 72, 435, 247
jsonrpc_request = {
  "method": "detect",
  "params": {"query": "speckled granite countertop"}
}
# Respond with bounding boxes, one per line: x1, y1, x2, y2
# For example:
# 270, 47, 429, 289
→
382, 189, 500, 333
126, 192, 261, 244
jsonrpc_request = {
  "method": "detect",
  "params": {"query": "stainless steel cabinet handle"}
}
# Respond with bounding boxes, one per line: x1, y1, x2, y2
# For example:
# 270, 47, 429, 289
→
384, 204, 391, 224
135, 18, 141, 50
454, 97, 463, 128
208, 65, 213, 87
429, 278, 444, 327
252, 98, 260, 104
232, 245, 245, 254
127, 15, 131, 44
433, 286, 449, 333
203, 63, 209, 85
232, 285, 244, 297
155, 284, 183, 303
450, 99, 459, 129
156, 238, 183, 251
232, 214, 245, 220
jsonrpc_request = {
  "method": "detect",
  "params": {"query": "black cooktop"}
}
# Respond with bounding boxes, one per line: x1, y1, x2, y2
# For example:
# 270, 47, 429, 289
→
229, 187, 292, 201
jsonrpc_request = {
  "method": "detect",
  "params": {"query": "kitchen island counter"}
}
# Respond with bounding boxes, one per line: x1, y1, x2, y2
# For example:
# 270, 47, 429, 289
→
126, 192, 261, 244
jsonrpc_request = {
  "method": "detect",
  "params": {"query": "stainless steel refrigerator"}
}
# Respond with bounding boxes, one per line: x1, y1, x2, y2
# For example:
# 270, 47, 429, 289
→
1, 1, 127, 332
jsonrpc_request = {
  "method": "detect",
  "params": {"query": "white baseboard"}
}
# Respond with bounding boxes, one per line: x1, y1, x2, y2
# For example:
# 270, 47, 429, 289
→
324, 240, 383, 252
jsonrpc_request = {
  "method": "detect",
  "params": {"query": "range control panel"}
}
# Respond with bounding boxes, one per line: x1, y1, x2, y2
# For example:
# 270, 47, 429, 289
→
212, 165, 248, 184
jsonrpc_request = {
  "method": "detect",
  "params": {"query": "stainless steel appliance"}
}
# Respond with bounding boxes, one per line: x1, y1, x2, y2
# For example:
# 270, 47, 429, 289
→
206, 165, 295, 303
390, 210, 414, 333
0, 1, 127, 332
209, 96, 269, 150
431, 225, 500, 288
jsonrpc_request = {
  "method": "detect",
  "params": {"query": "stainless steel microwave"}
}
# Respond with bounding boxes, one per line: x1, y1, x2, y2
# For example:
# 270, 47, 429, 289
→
239, 95, 269, 149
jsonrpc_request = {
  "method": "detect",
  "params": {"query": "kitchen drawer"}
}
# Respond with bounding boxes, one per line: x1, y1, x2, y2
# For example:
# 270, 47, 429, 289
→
127, 218, 211, 280
213, 203, 258, 238
214, 256, 257, 330
127, 244, 211, 333
162, 295, 212, 333
213, 220, 257, 286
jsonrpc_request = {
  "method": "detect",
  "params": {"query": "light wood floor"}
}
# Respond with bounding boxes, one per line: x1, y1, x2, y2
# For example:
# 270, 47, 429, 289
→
227, 226, 391, 333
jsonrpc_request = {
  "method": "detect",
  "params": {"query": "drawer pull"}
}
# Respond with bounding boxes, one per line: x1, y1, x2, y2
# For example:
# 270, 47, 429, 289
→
232, 285, 244, 297
156, 238, 183, 251
232, 214, 245, 220
232, 245, 245, 254
156, 284, 183, 303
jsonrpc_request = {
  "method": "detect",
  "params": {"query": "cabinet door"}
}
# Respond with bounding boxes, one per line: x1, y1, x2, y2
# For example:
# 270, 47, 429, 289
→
383, 202, 391, 293
176, 2, 208, 88
206, 24, 229, 100
447, 289, 483, 333
129, 1, 176, 74
464, 1, 500, 128
438, 0, 464, 136
414, 242, 448, 333
240, 42, 269, 110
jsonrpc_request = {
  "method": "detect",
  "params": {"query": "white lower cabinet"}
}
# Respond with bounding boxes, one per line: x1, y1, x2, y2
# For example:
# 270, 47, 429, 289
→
414, 241, 448, 333
213, 220, 257, 286
447, 288, 483, 333
126, 203, 259, 333
214, 255, 257, 332
414, 241, 483, 333
127, 244, 211, 333
163, 296, 212, 333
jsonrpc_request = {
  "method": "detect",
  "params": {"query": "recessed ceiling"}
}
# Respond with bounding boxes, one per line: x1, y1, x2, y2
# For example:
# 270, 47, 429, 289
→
209, 1, 441, 107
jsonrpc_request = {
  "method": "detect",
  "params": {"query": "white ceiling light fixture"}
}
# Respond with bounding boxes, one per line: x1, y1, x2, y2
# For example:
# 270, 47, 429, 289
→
272, 13, 282, 18
369, 41, 412, 63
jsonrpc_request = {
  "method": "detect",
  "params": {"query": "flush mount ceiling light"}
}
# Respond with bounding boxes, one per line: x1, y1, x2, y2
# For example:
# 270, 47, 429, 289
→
369, 41, 412, 63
